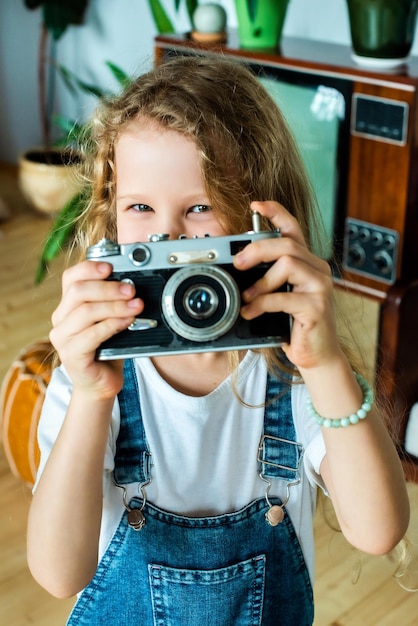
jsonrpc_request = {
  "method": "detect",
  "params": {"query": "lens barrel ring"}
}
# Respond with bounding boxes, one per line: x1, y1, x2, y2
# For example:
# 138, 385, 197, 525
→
162, 265, 240, 342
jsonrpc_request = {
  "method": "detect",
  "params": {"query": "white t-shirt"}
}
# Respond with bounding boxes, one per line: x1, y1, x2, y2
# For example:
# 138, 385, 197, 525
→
35, 351, 326, 583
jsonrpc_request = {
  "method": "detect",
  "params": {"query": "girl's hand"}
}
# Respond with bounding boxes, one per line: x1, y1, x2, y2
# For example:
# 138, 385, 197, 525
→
50, 260, 143, 398
233, 202, 410, 556
233, 200, 342, 371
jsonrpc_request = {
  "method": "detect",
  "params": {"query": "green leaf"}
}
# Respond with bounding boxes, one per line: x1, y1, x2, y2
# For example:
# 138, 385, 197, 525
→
105, 61, 130, 88
57, 64, 110, 99
35, 258, 48, 285
148, 0, 175, 33
53, 115, 84, 142
35, 189, 88, 283
184, 0, 198, 26
53, 115, 79, 134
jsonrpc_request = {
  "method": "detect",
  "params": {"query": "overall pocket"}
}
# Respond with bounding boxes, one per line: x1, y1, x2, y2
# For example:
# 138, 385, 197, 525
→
148, 554, 266, 626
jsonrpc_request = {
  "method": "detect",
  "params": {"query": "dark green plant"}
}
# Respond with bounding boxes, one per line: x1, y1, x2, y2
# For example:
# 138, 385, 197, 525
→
35, 0, 200, 283
24, 0, 91, 147
148, 0, 198, 31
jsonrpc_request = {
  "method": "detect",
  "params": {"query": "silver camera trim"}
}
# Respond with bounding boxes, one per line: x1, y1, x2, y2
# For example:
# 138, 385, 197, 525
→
162, 265, 240, 342
128, 244, 151, 267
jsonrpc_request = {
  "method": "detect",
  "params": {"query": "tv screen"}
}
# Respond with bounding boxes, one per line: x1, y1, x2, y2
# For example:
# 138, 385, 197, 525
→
259, 77, 345, 260
248, 62, 352, 274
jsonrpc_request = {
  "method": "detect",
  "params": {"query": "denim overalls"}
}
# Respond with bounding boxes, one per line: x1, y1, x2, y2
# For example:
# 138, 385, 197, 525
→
67, 359, 314, 625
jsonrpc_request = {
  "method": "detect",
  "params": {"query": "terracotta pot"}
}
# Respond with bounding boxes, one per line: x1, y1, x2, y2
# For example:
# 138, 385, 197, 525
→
18, 148, 83, 216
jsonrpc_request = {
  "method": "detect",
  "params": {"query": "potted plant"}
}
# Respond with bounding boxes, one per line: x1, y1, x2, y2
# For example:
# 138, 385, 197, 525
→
18, 0, 91, 216
346, 0, 418, 67
234, 0, 289, 49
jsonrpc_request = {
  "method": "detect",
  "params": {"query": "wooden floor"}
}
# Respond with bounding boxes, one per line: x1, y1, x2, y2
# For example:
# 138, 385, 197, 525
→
1, 163, 418, 625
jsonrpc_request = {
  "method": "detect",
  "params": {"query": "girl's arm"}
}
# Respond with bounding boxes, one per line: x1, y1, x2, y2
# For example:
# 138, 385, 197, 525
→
27, 391, 115, 598
234, 201, 410, 554
27, 260, 143, 598
300, 358, 409, 555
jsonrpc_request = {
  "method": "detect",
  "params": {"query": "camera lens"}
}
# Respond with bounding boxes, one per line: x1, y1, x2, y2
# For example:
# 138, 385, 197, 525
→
183, 285, 219, 319
162, 265, 240, 342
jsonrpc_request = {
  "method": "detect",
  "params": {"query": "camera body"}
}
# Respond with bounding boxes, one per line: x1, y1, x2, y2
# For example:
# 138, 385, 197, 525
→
87, 216, 290, 359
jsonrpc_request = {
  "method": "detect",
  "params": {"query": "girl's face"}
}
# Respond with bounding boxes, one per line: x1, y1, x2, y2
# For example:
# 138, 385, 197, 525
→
115, 121, 227, 244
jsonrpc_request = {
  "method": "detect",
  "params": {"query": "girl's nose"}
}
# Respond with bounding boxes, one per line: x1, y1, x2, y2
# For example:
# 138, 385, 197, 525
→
154, 217, 186, 241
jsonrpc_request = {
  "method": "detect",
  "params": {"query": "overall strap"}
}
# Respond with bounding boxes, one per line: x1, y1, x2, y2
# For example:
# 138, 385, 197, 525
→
115, 359, 303, 486
114, 359, 151, 485
259, 372, 304, 483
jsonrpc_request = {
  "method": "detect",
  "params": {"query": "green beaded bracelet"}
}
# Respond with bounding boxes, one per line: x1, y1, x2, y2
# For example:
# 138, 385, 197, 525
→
307, 373, 374, 428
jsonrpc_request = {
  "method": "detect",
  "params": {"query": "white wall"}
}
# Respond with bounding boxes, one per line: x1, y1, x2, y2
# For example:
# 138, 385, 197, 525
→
1, 0, 417, 164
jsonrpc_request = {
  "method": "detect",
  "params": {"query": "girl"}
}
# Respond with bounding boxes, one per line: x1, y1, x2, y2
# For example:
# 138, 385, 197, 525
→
27, 56, 409, 625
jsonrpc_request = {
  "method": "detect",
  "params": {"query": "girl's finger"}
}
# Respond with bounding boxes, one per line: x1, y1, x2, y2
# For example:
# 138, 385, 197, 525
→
52, 298, 143, 340
51, 315, 137, 363
61, 260, 113, 291
251, 200, 307, 246
240, 286, 330, 322
241, 253, 332, 305
234, 234, 329, 277
53, 270, 138, 327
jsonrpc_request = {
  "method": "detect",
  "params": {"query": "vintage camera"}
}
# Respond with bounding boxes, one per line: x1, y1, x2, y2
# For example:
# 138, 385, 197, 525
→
86, 212, 290, 359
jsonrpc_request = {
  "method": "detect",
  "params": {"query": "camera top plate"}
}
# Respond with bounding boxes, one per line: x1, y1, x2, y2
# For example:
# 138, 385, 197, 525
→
86, 228, 281, 271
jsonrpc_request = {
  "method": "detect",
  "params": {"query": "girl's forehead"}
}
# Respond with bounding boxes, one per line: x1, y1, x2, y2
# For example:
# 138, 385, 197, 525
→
114, 122, 205, 192
118, 117, 163, 140
115, 118, 197, 151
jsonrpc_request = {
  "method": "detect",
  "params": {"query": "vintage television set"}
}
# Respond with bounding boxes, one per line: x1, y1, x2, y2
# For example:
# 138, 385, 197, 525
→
154, 33, 418, 478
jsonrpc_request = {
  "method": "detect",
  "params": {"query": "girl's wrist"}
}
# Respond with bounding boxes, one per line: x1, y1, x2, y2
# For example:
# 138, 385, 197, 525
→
298, 357, 365, 421
70, 385, 117, 412
307, 373, 373, 428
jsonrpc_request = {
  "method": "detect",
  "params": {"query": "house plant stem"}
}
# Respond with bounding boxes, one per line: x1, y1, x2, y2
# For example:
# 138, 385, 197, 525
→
38, 22, 50, 147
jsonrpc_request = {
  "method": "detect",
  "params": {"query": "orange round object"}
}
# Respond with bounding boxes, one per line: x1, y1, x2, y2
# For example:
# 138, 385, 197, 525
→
0, 341, 54, 487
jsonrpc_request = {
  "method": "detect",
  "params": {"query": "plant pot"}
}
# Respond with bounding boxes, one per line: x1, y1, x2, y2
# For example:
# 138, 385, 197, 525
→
18, 148, 83, 216
346, 0, 418, 68
234, 0, 289, 49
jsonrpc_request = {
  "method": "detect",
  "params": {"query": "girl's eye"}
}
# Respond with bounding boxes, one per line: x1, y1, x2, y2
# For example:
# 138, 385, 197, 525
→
131, 204, 154, 212
188, 205, 212, 214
